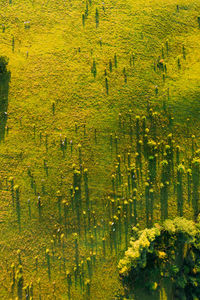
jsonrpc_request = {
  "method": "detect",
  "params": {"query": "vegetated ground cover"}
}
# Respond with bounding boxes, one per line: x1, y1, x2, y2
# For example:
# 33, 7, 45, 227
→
0, 0, 200, 299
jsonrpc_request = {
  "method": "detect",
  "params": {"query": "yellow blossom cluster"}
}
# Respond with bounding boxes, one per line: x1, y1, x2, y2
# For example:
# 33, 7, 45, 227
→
118, 227, 160, 276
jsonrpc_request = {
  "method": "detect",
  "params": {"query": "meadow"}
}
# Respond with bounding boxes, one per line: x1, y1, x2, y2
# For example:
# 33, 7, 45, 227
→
0, 0, 200, 299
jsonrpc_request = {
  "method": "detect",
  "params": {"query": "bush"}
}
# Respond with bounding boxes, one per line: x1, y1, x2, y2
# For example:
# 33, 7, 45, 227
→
118, 217, 200, 299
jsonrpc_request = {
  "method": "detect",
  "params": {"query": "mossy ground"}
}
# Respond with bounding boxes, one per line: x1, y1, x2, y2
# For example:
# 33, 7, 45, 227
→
0, 0, 200, 299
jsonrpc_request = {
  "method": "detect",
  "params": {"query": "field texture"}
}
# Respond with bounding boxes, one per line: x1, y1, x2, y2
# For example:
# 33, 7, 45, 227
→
0, 0, 200, 299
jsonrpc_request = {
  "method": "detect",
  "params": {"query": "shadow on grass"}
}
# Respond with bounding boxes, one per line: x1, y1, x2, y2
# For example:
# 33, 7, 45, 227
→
0, 71, 10, 141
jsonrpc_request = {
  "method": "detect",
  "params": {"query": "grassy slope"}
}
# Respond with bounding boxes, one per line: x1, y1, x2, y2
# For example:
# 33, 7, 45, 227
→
0, 0, 200, 299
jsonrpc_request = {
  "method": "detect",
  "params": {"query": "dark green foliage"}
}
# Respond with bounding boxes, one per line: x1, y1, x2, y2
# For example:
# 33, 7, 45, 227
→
114, 54, 117, 68
95, 8, 99, 27
119, 217, 200, 299
166, 40, 169, 54
182, 45, 186, 59
37, 194, 42, 221
85, 2, 88, 18
105, 77, 109, 94
192, 159, 200, 219
109, 59, 112, 72
84, 169, 90, 214
187, 168, 192, 204
198, 16, 200, 28
14, 185, 21, 231
145, 182, 150, 227
0, 56, 9, 74
52, 101, 55, 115
91, 59, 97, 78
178, 57, 181, 69
82, 14, 85, 27
0, 56, 10, 140
12, 37, 15, 52
16, 266, 23, 300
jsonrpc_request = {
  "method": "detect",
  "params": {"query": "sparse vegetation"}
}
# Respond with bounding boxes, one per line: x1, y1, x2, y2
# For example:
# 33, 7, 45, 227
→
0, 0, 200, 299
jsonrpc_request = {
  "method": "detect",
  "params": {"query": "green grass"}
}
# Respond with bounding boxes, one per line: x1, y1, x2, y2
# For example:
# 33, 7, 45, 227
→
0, 0, 200, 299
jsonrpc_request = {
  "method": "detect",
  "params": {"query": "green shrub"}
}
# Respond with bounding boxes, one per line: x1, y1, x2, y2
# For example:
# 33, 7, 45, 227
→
118, 217, 200, 299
